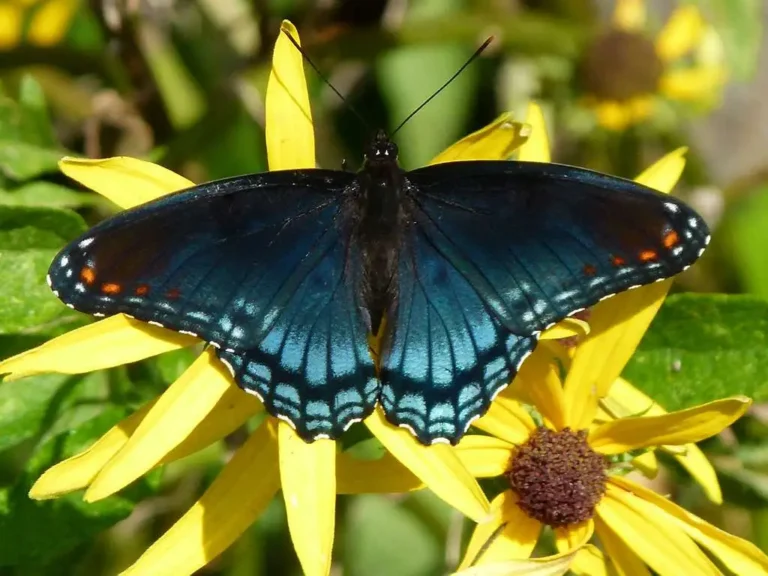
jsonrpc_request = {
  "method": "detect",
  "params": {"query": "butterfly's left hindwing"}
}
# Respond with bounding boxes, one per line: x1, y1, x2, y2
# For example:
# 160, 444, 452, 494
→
49, 170, 378, 440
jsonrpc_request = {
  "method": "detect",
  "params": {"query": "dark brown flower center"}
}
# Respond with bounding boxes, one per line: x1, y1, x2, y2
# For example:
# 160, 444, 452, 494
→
508, 427, 607, 527
581, 30, 663, 101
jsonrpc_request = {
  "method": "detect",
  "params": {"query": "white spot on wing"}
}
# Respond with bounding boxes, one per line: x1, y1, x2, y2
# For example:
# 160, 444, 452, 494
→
60, 256, 69, 267
79, 238, 94, 248
664, 202, 679, 213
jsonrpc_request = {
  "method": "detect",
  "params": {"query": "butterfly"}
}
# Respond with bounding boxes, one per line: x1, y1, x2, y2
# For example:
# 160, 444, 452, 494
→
48, 130, 709, 445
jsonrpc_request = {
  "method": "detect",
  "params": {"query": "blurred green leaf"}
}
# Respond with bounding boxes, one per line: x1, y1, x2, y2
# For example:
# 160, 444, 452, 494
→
343, 494, 443, 576
0, 206, 86, 333
624, 294, 768, 410
721, 185, 768, 298
0, 142, 64, 181
715, 462, 768, 508
18, 76, 56, 149
690, 0, 763, 81
0, 407, 137, 568
0, 181, 98, 209
377, 0, 477, 168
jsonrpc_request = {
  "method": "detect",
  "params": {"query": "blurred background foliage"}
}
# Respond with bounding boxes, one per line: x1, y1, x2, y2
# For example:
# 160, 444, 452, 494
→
0, 0, 767, 574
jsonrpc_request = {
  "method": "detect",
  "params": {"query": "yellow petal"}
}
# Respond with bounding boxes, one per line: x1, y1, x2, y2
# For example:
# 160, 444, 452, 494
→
121, 421, 280, 576
337, 451, 424, 493
592, 101, 633, 132
539, 317, 589, 340
86, 349, 258, 501
611, 475, 768, 574
516, 103, 550, 163
515, 351, 567, 431
30, 400, 155, 499
454, 435, 514, 478
564, 281, 670, 429
27, 0, 79, 46
598, 484, 719, 575
278, 424, 336, 576
607, 377, 722, 503
59, 157, 194, 209
452, 553, 578, 576
553, 521, 593, 554
266, 21, 315, 170
0, 5, 23, 49
458, 491, 540, 569
655, 5, 705, 62
365, 407, 489, 522
0, 314, 196, 381
568, 544, 608, 576
430, 113, 529, 164
660, 66, 726, 102
594, 517, 650, 576
589, 396, 751, 454
473, 396, 536, 445
612, 0, 646, 32
634, 147, 687, 191
630, 451, 659, 478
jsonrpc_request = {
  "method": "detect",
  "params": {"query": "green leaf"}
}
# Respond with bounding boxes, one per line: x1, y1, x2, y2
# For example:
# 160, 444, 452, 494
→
0, 181, 99, 209
343, 494, 444, 576
0, 408, 137, 567
17, 76, 56, 149
720, 184, 768, 298
376, 0, 477, 168
690, 0, 763, 81
715, 463, 768, 508
0, 206, 86, 333
0, 142, 64, 181
624, 294, 768, 411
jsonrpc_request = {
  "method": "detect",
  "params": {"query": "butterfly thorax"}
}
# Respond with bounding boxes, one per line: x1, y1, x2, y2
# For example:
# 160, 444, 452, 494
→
355, 131, 406, 333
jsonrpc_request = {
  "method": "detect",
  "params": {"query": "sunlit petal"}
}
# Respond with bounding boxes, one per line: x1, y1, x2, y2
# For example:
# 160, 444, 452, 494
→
0, 5, 23, 49
266, 21, 315, 170
630, 451, 659, 478
431, 113, 529, 164
655, 5, 704, 62
589, 397, 751, 454
516, 102, 550, 163
670, 444, 722, 504
594, 517, 650, 575
365, 407, 489, 522
540, 317, 589, 340
30, 400, 155, 499
27, 0, 79, 46
612, 0, 646, 32
454, 435, 514, 477
598, 484, 720, 575
452, 553, 579, 576
121, 422, 280, 576
660, 66, 726, 102
459, 491, 540, 569
611, 475, 768, 574
473, 396, 536, 445
59, 157, 193, 209
568, 544, 608, 576
514, 350, 567, 431
279, 424, 335, 576
635, 147, 687, 191
553, 521, 593, 554
337, 451, 424, 493
86, 349, 258, 501
0, 314, 196, 381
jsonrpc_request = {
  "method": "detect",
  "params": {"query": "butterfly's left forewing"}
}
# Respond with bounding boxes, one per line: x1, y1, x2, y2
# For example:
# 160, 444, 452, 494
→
49, 170, 377, 440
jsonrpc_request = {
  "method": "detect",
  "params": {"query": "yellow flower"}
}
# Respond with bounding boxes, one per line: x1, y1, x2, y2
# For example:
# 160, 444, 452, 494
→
0, 0, 80, 49
581, 0, 726, 131
0, 22, 589, 576
448, 100, 768, 575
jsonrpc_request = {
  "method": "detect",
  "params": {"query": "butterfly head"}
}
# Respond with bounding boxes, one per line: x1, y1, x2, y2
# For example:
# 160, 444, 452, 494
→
364, 129, 398, 166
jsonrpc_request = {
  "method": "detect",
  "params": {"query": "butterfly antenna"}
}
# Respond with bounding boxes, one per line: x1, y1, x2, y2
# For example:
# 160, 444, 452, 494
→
281, 27, 372, 132
391, 37, 493, 137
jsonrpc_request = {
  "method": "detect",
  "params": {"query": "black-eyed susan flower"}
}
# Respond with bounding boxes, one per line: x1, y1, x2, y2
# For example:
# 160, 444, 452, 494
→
0, 22, 590, 576
0, 0, 79, 49
447, 108, 768, 574
580, 0, 726, 131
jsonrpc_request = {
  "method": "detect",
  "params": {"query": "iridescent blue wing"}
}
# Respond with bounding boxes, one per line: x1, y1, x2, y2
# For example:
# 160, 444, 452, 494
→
48, 171, 377, 440
380, 160, 709, 444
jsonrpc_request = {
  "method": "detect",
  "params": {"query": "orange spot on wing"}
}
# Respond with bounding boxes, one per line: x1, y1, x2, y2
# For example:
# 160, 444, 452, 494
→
639, 250, 658, 262
611, 255, 626, 267
166, 288, 182, 299
135, 285, 149, 296
663, 230, 679, 248
101, 282, 122, 295
583, 264, 597, 276
80, 267, 96, 285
